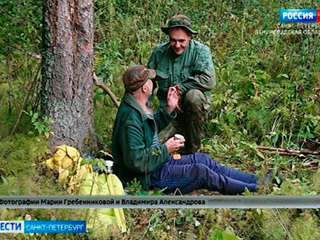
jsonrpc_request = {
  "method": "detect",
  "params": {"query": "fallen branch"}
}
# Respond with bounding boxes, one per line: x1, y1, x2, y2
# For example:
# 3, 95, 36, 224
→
93, 73, 120, 108
302, 161, 318, 169
257, 146, 320, 158
258, 150, 313, 157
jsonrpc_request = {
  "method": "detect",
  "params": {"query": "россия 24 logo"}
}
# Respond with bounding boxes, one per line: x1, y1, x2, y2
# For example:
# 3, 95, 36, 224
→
280, 9, 320, 23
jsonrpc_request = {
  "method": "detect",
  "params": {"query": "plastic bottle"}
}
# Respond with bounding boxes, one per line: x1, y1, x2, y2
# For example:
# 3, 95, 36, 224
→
105, 160, 114, 174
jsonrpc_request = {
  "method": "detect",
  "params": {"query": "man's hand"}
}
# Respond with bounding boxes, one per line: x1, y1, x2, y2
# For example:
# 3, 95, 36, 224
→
173, 85, 183, 113
165, 137, 185, 154
166, 85, 182, 113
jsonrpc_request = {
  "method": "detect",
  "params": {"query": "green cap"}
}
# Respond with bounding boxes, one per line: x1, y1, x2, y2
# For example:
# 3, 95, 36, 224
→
161, 15, 198, 35
122, 65, 156, 93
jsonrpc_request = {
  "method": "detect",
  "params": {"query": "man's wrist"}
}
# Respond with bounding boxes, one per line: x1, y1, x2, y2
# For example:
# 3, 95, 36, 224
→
161, 105, 177, 118
166, 105, 174, 114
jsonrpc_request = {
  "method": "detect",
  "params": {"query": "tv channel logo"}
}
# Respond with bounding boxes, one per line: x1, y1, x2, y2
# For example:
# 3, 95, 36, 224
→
280, 9, 320, 23
0, 220, 86, 234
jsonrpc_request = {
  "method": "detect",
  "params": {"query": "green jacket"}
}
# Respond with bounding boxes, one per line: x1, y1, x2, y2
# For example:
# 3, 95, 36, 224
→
148, 39, 216, 107
112, 91, 176, 190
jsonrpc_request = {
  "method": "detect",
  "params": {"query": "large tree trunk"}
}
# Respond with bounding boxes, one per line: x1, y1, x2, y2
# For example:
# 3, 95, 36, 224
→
41, 0, 96, 153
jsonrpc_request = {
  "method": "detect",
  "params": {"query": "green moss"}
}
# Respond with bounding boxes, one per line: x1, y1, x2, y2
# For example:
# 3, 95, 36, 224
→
0, 134, 49, 194
0, 134, 49, 169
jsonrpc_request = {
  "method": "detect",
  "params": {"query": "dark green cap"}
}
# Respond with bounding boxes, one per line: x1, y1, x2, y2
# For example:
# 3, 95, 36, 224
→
161, 15, 198, 35
122, 65, 156, 93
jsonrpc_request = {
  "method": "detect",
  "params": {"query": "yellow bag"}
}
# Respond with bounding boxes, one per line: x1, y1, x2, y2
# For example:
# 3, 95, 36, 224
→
77, 172, 126, 234
44, 145, 126, 234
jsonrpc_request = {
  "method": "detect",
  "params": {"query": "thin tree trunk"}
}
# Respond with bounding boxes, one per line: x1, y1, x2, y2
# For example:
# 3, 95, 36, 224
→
42, 0, 96, 153
6, 54, 15, 115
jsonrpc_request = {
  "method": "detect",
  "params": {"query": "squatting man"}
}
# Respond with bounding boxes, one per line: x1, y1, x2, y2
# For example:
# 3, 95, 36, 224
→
148, 14, 216, 153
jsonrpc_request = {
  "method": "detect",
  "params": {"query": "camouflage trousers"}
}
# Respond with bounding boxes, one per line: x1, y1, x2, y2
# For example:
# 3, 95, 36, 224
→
159, 89, 212, 153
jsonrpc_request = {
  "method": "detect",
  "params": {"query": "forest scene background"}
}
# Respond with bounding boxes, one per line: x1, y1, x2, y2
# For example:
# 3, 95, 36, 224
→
0, 0, 320, 239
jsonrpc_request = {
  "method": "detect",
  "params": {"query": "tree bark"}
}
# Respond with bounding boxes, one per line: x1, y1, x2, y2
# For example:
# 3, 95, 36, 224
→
41, 0, 96, 153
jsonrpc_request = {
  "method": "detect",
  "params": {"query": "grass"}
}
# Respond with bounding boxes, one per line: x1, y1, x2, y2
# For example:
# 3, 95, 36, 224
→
0, 0, 320, 239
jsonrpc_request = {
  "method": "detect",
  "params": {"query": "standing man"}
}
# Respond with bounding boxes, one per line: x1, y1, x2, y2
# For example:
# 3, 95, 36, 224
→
112, 65, 258, 195
148, 14, 215, 153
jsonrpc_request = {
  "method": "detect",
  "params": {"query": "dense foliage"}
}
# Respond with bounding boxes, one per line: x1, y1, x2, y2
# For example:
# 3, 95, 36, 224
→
0, 0, 320, 239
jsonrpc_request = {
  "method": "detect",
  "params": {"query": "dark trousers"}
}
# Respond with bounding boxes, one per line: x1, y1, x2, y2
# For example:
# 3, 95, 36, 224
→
158, 89, 211, 153
151, 153, 257, 195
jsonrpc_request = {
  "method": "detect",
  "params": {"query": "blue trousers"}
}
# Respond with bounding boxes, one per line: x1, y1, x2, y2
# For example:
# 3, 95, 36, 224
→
151, 153, 257, 195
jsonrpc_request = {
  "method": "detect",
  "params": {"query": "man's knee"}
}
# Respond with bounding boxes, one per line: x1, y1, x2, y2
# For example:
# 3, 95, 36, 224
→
184, 89, 206, 109
193, 163, 209, 177
183, 90, 208, 120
